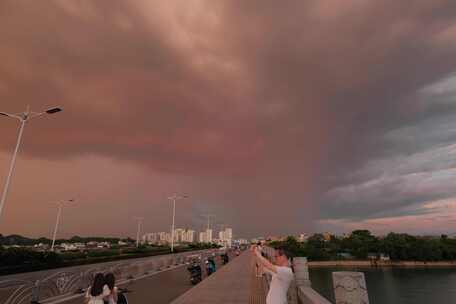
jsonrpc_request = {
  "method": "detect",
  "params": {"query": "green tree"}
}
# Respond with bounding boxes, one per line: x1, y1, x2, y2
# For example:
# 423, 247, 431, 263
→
344, 230, 378, 259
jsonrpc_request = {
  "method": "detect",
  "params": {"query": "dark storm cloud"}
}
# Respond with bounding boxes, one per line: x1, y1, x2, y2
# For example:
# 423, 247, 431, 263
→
321, 80, 456, 225
2, 0, 456, 236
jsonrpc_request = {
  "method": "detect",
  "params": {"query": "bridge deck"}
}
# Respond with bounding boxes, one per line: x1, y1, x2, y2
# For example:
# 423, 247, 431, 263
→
171, 251, 266, 304
249, 269, 268, 304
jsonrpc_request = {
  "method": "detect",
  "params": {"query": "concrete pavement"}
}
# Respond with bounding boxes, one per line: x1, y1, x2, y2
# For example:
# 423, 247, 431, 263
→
171, 251, 253, 304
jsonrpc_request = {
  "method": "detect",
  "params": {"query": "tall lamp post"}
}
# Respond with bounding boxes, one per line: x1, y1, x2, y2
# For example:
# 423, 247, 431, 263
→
168, 194, 188, 253
134, 217, 144, 247
0, 106, 62, 222
51, 199, 75, 251
203, 214, 215, 243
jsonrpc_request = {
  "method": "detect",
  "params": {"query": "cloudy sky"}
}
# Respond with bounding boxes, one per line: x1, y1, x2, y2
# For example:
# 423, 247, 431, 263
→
1, 0, 456, 239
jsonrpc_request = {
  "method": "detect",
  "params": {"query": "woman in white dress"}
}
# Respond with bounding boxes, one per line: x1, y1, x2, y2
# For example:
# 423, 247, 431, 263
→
84, 273, 110, 304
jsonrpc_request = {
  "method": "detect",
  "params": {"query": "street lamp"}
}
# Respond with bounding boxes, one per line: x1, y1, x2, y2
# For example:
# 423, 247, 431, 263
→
51, 199, 75, 251
0, 106, 62, 222
167, 194, 188, 253
134, 217, 144, 247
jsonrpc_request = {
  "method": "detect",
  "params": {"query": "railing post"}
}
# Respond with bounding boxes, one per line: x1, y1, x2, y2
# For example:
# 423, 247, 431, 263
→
332, 272, 369, 304
294, 257, 311, 287
31, 280, 40, 304
77, 272, 85, 294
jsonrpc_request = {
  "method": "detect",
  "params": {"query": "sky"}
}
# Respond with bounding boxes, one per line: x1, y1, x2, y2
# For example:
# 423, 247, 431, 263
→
1, 0, 456, 239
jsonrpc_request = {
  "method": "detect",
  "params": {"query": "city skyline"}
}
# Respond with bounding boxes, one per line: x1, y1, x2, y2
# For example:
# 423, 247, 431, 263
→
2, 1, 456, 238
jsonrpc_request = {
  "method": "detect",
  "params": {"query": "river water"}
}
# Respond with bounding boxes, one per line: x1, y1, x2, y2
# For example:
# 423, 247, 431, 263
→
309, 267, 456, 303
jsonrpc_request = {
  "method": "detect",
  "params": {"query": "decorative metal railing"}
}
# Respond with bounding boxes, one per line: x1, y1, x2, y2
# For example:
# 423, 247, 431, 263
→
0, 250, 215, 304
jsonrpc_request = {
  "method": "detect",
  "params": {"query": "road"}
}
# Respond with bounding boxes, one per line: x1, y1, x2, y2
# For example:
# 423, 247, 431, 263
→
63, 254, 232, 304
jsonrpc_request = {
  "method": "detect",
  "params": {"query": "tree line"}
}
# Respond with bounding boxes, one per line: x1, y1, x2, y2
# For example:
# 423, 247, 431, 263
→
0, 239, 220, 275
0, 234, 135, 246
270, 230, 456, 261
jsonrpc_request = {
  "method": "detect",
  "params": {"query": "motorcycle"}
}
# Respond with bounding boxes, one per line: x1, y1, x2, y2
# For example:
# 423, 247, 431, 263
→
222, 253, 229, 265
187, 262, 202, 285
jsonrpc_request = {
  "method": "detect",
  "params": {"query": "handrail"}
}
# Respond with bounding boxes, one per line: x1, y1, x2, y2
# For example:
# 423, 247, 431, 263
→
261, 246, 332, 304
298, 286, 332, 304
0, 249, 216, 304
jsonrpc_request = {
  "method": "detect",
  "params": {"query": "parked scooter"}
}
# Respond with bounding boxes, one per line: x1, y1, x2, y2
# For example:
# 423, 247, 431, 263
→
187, 262, 202, 285
205, 259, 216, 276
221, 253, 229, 265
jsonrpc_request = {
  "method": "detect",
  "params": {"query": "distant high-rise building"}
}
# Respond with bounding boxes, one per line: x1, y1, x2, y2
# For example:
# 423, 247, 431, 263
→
142, 233, 158, 244
225, 228, 233, 240
188, 229, 195, 242
216, 227, 233, 247
174, 228, 185, 242
206, 229, 213, 243
142, 229, 196, 245
158, 232, 171, 243
199, 231, 206, 243
182, 229, 195, 242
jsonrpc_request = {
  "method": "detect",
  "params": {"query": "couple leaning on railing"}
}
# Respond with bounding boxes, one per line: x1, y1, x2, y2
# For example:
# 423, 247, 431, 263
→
83, 272, 128, 304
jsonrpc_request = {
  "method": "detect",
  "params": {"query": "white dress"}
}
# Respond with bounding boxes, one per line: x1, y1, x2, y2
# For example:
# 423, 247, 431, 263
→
85, 285, 111, 304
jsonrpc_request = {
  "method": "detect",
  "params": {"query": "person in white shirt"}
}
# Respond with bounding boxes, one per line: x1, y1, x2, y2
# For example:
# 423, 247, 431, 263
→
252, 246, 294, 304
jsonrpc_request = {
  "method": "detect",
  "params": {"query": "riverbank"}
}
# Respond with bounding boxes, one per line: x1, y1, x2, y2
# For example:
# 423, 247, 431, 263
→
309, 266, 456, 303
308, 260, 456, 268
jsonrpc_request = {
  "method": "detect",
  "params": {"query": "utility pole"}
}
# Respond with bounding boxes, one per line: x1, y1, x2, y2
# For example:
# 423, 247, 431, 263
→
134, 217, 144, 247
51, 199, 75, 251
167, 194, 188, 252
0, 106, 62, 222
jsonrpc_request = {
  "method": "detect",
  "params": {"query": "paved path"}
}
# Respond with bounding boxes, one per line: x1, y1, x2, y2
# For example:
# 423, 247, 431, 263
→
250, 270, 267, 304
171, 251, 255, 304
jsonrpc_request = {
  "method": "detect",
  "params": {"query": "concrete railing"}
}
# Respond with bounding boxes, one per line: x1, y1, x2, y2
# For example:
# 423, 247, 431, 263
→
298, 286, 332, 304
262, 246, 370, 304
0, 249, 216, 304
261, 246, 331, 304
332, 272, 369, 304
293, 257, 331, 304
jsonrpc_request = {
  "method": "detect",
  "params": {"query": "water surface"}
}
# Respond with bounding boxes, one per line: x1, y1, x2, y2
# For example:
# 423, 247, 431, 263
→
309, 266, 456, 303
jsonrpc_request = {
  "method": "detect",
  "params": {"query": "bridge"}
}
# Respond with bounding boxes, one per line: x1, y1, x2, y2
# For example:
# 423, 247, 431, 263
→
0, 248, 370, 304
171, 247, 369, 304
0, 249, 223, 304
